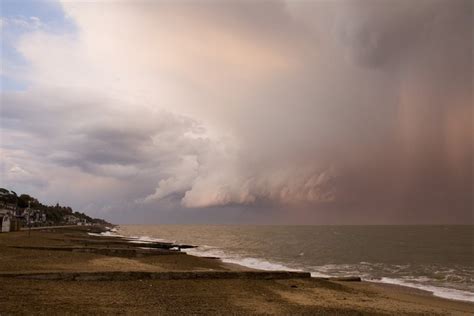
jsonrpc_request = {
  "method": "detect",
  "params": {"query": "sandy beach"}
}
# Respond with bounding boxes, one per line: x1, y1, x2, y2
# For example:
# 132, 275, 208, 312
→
0, 226, 472, 315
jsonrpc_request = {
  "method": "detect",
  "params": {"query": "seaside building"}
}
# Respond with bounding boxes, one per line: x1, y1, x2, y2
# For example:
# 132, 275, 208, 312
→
0, 209, 9, 232
1, 202, 17, 211
2, 213, 12, 232
64, 214, 80, 225
0, 209, 21, 233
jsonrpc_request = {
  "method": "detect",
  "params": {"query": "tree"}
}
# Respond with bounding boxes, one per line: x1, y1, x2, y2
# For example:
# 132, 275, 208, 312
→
0, 188, 110, 225
17, 194, 39, 208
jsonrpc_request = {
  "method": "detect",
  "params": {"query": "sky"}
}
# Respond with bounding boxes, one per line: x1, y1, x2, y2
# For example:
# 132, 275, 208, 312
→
0, 0, 472, 224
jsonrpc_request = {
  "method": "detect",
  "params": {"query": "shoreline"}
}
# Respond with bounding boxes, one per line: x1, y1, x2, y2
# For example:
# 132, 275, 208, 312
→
1, 226, 473, 315
115, 226, 474, 304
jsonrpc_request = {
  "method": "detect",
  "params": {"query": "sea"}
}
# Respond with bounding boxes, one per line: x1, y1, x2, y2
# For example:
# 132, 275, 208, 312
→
115, 225, 473, 302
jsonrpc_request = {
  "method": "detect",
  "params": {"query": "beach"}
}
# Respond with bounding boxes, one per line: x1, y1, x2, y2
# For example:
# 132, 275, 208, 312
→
1, 226, 473, 315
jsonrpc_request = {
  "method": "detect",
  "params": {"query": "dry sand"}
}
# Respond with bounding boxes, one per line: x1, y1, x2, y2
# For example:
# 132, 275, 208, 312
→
0, 226, 472, 315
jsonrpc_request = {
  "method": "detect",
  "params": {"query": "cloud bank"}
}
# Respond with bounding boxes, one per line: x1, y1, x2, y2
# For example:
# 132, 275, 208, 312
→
0, 0, 471, 223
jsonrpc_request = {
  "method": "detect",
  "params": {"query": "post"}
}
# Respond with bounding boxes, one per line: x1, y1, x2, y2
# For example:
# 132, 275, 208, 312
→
27, 201, 31, 237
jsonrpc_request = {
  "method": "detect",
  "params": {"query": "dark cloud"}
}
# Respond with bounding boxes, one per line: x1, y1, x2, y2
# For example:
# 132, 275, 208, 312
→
0, 0, 471, 224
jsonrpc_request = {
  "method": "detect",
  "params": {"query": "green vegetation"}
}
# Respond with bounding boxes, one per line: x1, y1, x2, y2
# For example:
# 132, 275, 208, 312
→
0, 188, 110, 225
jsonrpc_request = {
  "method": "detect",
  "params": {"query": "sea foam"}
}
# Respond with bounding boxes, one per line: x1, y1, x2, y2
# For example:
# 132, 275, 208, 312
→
375, 277, 474, 303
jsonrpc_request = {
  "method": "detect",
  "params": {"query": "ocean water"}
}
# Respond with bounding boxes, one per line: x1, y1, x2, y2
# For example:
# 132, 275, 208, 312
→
117, 225, 474, 302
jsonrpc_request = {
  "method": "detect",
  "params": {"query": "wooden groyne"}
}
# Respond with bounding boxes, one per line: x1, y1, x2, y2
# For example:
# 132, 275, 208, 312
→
9, 245, 184, 257
58, 238, 196, 250
0, 270, 312, 281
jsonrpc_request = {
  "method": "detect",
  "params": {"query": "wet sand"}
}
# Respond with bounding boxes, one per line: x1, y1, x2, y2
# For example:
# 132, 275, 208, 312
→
1, 226, 473, 315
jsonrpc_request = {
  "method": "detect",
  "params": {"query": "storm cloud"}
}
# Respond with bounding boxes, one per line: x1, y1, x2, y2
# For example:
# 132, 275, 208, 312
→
0, 0, 471, 224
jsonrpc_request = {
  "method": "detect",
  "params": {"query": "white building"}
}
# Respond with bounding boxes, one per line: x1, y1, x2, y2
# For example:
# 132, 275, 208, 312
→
2, 214, 12, 233
1, 209, 22, 233
64, 214, 79, 224
1, 209, 10, 232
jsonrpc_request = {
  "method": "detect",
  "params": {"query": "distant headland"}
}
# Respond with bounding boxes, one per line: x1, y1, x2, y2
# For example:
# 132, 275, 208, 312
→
0, 188, 110, 232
